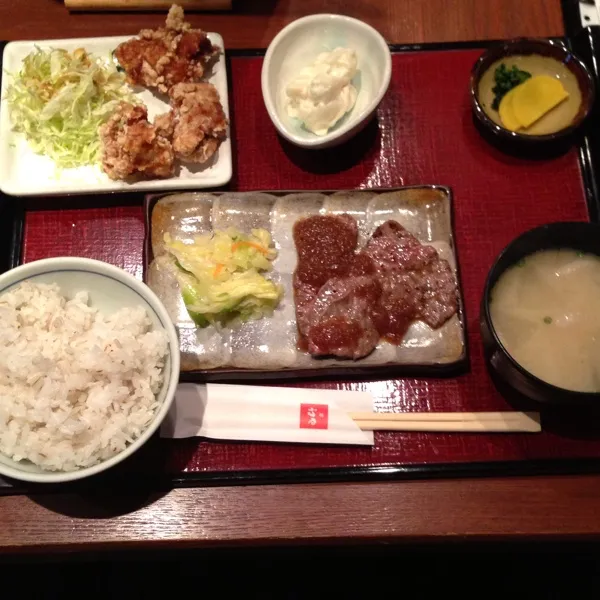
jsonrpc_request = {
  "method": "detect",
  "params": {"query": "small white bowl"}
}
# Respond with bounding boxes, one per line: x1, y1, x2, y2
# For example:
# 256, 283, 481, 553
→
261, 14, 392, 149
0, 257, 180, 484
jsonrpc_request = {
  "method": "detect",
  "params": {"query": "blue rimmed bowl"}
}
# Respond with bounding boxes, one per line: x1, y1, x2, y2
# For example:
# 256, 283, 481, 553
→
0, 257, 180, 483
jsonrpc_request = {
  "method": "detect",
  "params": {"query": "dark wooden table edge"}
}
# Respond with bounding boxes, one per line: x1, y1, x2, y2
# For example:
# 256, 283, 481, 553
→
3, 474, 600, 553
4, 457, 600, 497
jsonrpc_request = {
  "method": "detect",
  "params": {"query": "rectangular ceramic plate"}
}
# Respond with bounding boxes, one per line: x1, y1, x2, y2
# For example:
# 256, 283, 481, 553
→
0, 35, 232, 196
145, 187, 468, 380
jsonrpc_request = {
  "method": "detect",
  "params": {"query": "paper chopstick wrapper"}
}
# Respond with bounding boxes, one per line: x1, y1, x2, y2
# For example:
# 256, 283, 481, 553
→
161, 383, 375, 446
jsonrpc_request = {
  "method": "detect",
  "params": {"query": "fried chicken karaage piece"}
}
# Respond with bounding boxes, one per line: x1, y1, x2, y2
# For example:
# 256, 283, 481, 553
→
99, 102, 175, 180
114, 5, 218, 94
163, 82, 228, 164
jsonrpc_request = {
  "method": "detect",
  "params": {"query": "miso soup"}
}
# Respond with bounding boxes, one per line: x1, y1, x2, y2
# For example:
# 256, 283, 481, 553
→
490, 249, 600, 393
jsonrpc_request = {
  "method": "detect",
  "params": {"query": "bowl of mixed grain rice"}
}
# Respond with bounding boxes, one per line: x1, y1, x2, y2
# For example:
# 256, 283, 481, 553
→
0, 257, 180, 483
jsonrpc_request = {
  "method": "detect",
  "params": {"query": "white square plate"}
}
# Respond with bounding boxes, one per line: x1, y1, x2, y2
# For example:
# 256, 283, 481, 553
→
0, 35, 232, 196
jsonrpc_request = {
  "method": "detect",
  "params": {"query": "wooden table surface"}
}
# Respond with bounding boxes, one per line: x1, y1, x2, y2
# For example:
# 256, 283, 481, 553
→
3, 0, 600, 554
0, 0, 564, 46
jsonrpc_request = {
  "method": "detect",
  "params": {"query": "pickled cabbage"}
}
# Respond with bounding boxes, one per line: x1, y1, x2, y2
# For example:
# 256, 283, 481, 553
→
165, 228, 283, 327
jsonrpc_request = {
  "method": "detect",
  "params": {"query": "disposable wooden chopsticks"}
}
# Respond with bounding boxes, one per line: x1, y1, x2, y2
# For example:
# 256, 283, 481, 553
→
349, 411, 541, 433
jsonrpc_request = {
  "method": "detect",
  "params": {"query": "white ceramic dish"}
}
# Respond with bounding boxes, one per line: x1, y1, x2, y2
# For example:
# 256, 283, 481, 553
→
261, 14, 392, 149
0, 35, 232, 196
0, 257, 181, 483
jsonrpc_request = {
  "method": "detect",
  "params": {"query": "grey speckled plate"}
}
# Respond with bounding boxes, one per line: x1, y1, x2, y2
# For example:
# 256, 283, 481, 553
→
144, 187, 468, 380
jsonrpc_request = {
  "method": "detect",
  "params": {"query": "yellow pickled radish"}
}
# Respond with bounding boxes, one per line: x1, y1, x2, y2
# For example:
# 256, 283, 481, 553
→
498, 86, 523, 131
511, 75, 569, 129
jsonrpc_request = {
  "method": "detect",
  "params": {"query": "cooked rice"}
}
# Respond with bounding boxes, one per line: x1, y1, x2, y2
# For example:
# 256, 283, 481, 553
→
0, 281, 169, 472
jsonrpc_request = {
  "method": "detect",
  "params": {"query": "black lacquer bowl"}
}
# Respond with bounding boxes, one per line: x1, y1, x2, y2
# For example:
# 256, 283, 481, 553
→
481, 222, 600, 406
470, 38, 595, 156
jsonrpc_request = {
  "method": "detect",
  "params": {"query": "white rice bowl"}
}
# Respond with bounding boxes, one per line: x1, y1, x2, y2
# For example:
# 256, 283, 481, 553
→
0, 257, 180, 483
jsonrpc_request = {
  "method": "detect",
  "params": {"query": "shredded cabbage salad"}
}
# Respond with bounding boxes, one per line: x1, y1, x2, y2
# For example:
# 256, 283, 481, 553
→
4, 47, 136, 168
165, 228, 283, 327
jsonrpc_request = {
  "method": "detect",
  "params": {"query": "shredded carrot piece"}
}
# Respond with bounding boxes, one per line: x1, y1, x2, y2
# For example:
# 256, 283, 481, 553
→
231, 241, 269, 254
213, 263, 225, 278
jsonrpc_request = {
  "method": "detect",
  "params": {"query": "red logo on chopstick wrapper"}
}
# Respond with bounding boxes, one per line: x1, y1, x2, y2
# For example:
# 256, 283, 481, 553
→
300, 404, 329, 429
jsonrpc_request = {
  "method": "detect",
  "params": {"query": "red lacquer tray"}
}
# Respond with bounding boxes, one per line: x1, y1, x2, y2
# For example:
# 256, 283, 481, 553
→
3, 38, 600, 493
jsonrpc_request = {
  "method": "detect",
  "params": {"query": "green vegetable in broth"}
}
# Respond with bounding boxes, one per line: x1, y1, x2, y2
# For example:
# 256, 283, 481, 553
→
491, 63, 532, 110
